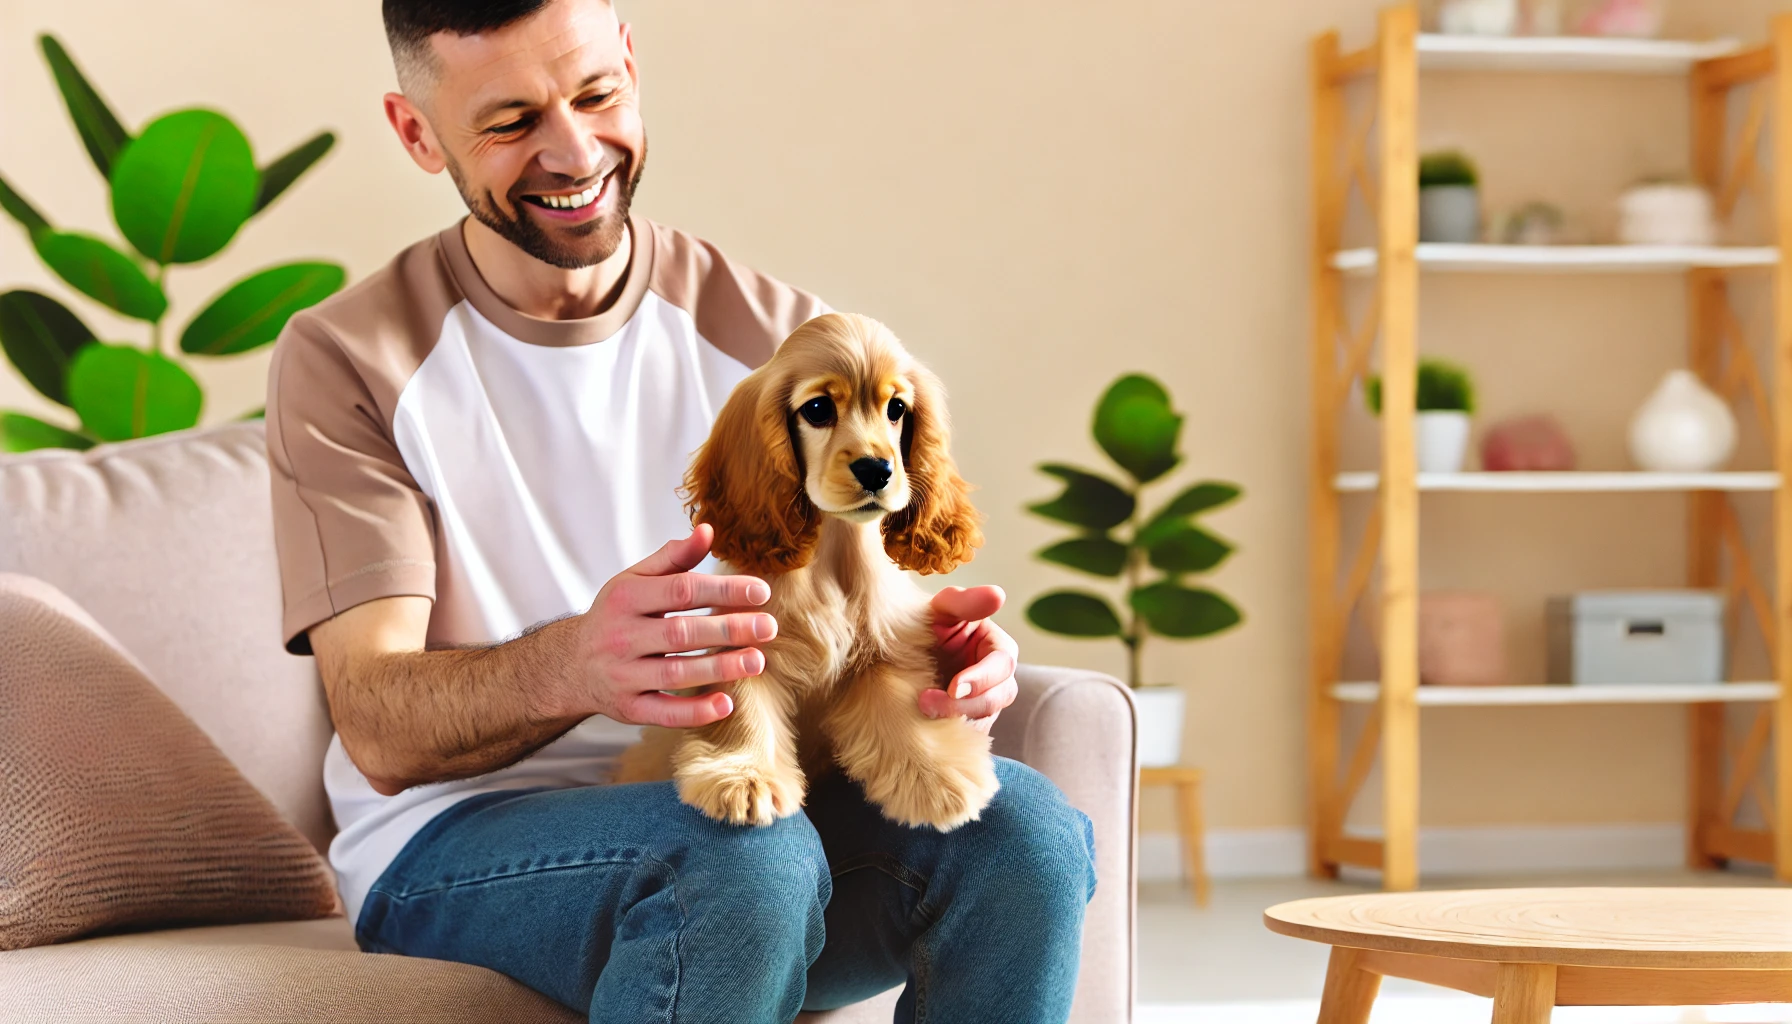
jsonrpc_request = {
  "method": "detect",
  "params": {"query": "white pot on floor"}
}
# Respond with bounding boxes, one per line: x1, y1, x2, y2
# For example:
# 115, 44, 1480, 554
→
1416, 411, 1472, 473
1134, 685, 1186, 769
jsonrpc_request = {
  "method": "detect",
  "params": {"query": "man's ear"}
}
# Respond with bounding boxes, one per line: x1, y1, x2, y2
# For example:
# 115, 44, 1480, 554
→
384, 92, 447, 175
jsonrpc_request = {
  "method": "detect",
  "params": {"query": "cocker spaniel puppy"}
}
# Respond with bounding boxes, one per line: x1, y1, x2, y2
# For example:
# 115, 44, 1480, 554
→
613, 312, 997, 831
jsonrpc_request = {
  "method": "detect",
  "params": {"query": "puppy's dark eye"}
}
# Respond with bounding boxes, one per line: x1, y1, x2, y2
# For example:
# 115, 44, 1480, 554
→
887, 397, 906, 423
798, 396, 836, 427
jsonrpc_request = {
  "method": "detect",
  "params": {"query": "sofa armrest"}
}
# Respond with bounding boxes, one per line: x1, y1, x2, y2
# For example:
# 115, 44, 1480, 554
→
990, 664, 1137, 1023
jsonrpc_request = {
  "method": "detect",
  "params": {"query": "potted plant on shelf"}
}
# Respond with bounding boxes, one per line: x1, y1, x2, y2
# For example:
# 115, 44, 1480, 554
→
0, 35, 343, 451
1419, 149, 1481, 244
1366, 358, 1478, 473
1024, 373, 1245, 768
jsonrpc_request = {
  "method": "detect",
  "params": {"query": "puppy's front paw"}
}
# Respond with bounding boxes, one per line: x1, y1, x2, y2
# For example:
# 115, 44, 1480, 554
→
864, 748, 1001, 833
676, 759, 807, 827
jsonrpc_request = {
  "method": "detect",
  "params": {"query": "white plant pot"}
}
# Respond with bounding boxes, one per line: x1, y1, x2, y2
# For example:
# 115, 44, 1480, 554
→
1420, 185, 1481, 243
1628, 369, 1737, 472
1416, 411, 1473, 473
1133, 685, 1186, 769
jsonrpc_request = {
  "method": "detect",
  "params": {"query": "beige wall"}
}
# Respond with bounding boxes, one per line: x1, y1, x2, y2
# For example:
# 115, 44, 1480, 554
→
0, 0, 1779, 838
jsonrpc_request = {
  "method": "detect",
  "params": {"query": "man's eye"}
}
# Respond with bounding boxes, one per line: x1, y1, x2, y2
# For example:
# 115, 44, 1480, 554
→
798, 397, 836, 427
887, 398, 906, 423
578, 92, 615, 108
486, 118, 530, 136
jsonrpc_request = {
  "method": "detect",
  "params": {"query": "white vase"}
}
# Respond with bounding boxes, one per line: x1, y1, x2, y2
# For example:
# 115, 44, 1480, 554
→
1134, 685, 1185, 769
1416, 411, 1473, 473
1628, 370, 1736, 472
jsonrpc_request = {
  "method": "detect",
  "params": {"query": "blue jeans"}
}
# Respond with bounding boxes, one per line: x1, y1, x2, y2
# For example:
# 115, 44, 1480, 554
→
355, 755, 1097, 1023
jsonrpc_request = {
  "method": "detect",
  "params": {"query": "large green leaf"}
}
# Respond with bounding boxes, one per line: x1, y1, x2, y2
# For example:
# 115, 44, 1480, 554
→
1146, 524, 1234, 575
181, 261, 345, 355
254, 132, 336, 213
1136, 480, 1244, 546
0, 290, 96, 404
0, 411, 93, 452
110, 109, 258, 265
1026, 590, 1124, 638
1093, 374, 1182, 484
1129, 582, 1242, 639
33, 232, 168, 322
1037, 536, 1129, 578
67, 344, 202, 441
0, 172, 51, 237
1026, 463, 1135, 530
39, 35, 132, 178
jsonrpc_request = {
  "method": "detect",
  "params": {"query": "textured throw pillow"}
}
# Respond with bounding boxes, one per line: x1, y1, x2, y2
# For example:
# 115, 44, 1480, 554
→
0, 574, 340, 950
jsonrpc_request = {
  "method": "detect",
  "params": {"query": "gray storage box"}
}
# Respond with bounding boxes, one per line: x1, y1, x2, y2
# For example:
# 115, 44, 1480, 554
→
1545, 590, 1724, 686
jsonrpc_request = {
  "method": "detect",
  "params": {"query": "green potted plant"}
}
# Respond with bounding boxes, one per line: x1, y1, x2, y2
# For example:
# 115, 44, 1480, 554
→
1023, 374, 1244, 767
1419, 149, 1481, 244
0, 35, 344, 451
1366, 357, 1478, 473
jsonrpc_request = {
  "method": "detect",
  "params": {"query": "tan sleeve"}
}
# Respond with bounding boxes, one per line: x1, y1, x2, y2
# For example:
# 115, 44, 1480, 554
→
645, 219, 829, 369
265, 238, 456, 655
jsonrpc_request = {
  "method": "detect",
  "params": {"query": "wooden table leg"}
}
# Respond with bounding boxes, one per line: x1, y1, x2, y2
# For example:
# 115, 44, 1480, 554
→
1316, 947, 1380, 1024
1176, 773, 1212, 907
1491, 963, 1557, 1024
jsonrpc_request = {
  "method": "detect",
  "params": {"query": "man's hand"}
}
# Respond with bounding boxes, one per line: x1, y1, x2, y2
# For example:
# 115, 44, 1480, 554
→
554, 523, 776, 729
922, 585, 1020, 735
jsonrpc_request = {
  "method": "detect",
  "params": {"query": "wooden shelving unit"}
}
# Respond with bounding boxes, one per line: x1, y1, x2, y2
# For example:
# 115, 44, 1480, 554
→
1308, 6, 1792, 890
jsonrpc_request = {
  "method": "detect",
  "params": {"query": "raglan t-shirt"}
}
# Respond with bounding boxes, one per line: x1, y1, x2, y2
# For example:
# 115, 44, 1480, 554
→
265, 215, 826, 922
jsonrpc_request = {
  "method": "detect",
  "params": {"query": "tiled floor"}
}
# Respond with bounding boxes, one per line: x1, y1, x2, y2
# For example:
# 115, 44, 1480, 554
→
1137, 868, 1789, 1023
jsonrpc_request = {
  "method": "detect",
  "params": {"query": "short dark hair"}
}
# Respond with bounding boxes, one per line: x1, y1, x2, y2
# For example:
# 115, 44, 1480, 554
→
382, 0, 552, 92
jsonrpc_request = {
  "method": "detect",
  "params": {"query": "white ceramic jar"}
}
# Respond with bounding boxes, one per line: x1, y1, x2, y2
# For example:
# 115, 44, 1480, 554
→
1618, 184, 1714, 246
1628, 370, 1736, 472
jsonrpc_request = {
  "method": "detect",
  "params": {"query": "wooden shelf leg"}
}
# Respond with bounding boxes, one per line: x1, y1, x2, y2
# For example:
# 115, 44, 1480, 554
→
1307, 27, 1346, 882
1316, 947, 1381, 1024
1491, 963, 1557, 1024
1774, 13, 1792, 883
1375, 0, 1421, 894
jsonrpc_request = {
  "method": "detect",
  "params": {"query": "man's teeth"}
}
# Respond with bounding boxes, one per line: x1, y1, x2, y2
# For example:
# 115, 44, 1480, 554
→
537, 178, 605, 210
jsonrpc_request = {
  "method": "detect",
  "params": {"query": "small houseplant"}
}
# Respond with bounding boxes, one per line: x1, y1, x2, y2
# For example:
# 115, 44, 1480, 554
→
0, 35, 343, 451
1024, 374, 1244, 767
1366, 357, 1478, 473
1419, 149, 1481, 244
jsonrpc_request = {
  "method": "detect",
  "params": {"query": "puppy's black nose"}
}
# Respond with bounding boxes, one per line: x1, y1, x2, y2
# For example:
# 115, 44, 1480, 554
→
850, 457, 893, 493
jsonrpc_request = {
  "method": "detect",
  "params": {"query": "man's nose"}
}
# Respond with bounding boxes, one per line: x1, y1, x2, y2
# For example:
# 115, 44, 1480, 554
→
850, 457, 893, 493
534, 106, 604, 180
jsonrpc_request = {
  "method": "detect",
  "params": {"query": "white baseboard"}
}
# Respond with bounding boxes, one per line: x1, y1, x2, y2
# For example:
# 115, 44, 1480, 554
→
1139, 823, 1688, 881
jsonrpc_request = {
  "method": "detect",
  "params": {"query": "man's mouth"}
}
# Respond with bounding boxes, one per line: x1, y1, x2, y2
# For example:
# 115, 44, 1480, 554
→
519, 171, 611, 212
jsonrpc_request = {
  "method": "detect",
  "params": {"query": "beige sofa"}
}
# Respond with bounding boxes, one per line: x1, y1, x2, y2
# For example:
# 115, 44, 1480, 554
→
0, 422, 1138, 1023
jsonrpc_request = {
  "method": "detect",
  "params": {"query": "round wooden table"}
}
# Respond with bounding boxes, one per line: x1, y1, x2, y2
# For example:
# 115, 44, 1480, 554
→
1264, 888, 1792, 1023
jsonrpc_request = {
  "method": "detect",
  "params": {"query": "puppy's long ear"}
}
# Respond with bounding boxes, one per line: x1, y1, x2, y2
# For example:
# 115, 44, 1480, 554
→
882, 365, 983, 574
685, 370, 819, 575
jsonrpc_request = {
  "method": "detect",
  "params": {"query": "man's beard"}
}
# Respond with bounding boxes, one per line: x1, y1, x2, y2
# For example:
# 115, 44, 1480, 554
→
446, 140, 646, 271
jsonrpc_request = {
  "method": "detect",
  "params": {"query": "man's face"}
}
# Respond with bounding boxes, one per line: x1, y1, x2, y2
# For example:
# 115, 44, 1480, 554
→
416, 0, 645, 269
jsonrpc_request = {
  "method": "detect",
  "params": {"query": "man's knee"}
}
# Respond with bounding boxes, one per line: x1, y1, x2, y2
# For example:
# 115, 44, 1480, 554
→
643, 784, 832, 911
972, 758, 1098, 908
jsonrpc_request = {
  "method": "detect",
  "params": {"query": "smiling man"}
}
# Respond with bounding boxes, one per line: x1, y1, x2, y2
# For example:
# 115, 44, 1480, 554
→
263, 1, 1096, 1020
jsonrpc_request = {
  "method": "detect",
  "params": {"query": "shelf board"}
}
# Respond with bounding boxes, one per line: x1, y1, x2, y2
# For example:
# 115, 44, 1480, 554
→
1416, 33, 1741, 74
1331, 682, 1780, 706
1334, 471, 1781, 493
1331, 244, 1779, 275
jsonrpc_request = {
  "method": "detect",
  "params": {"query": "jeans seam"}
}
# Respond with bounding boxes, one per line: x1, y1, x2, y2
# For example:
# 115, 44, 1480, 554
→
375, 855, 640, 900
643, 851, 685, 1024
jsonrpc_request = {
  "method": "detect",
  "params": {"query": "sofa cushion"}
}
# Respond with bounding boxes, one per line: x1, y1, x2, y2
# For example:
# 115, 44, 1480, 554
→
0, 574, 340, 951
0, 423, 333, 852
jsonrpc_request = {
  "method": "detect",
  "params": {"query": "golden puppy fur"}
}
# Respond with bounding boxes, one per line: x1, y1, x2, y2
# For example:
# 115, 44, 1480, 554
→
612, 313, 998, 831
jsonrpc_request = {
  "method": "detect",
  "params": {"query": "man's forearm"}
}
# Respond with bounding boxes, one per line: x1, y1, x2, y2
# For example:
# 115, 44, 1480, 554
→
323, 617, 585, 793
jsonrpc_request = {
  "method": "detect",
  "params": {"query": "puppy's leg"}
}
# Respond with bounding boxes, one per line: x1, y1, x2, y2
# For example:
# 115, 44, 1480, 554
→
821, 651, 999, 832
611, 725, 681, 783
672, 674, 807, 827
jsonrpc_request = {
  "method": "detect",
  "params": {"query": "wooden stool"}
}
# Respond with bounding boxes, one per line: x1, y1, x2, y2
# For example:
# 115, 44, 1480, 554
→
1139, 766, 1210, 907
1264, 888, 1792, 1023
